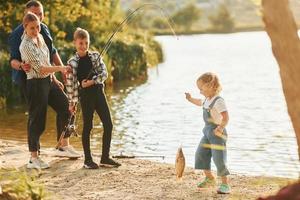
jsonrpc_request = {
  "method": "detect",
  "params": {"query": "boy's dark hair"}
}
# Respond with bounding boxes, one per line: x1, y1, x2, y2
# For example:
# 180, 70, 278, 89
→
25, 0, 43, 9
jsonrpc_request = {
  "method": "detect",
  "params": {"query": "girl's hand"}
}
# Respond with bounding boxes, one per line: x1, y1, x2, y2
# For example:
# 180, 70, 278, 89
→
214, 125, 224, 137
185, 92, 191, 100
81, 79, 94, 88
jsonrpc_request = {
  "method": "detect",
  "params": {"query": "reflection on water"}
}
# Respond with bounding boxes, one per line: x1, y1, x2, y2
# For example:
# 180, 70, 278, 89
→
1, 31, 300, 178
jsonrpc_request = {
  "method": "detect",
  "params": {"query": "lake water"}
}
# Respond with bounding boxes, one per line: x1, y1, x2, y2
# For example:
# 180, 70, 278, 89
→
1, 31, 299, 178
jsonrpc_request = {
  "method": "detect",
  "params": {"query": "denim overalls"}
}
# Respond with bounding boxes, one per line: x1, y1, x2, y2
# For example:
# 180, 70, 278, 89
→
195, 96, 230, 176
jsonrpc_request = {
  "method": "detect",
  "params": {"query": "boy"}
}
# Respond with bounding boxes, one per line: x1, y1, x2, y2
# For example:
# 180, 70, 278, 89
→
66, 28, 121, 169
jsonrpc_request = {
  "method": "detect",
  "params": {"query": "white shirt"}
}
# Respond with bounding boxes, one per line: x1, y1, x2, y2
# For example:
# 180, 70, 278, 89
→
20, 33, 50, 79
203, 95, 227, 125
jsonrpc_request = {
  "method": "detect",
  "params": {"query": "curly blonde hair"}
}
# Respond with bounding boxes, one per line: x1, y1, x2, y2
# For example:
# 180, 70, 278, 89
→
197, 72, 222, 95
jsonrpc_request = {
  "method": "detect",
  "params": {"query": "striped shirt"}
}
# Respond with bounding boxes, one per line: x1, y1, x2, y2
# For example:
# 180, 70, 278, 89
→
66, 51, 108, 105
19, 33, 51, 79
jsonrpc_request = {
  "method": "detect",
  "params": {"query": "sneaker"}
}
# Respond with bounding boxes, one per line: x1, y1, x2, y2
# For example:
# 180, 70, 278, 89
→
37, 157, 50, 169
217, 184, 231, 194
84, 160, 99, 169
27, 158, 41, 169
54, 145, 81, 158
27, 157, 49, 169
197, 177, 216, 188
100, 158, 121, 168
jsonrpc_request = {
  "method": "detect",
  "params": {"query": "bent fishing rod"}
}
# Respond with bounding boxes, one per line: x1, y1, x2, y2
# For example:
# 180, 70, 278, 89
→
86, 3, 178, 80
112, 154, 165, 160
58, 4, 178, 148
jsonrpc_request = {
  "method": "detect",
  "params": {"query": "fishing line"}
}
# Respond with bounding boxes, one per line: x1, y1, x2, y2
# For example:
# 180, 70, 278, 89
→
100, 3, 178, 57
65, 3, 179, 149
86, 3, 178, 79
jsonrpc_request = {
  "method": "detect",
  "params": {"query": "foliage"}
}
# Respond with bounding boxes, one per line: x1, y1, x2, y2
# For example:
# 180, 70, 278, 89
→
123, 1, 202, 32
0, 0, 164, 107
106, 31, 163, 81
0, 168, 51, 200
0, 0, 26, 51
171, 3, 202, 30
0, 51, 21, 107
152, 17, 170, 29
108, 40, 146, 81
209, 4, 235, 32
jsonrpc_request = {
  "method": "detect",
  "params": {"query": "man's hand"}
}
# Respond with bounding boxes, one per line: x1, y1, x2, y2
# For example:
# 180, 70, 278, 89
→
20, 62, 31, 72
81, 79, 95, 88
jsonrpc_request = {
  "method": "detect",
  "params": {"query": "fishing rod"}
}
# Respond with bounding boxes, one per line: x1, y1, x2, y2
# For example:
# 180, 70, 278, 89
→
91, 152, 165, 160
61, 4, 178, 147
55, 105, 78, 149
99, 3, 178, 57
86, 3, 178, 80
112, 155, 165, 160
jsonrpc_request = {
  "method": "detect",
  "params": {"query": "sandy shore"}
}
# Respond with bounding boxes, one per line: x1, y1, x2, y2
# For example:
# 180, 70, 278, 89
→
0, 139, 296, 200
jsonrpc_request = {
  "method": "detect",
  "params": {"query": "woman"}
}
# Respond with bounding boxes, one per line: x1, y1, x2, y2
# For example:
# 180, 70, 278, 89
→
20, 12, 70, 169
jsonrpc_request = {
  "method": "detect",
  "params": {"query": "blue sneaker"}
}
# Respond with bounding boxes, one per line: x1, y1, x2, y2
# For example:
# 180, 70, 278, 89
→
217, 183, 230, 194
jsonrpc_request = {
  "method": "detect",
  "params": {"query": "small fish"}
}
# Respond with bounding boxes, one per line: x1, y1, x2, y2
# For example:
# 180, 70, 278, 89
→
175, 147, 185, 181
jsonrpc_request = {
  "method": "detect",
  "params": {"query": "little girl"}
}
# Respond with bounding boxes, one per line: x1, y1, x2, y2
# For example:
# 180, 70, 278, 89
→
185, 72, 230, 194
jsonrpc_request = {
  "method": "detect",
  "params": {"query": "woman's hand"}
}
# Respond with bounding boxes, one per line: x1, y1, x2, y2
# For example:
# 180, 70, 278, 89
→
59, 65, 72, 75
81, 79, 95, 88
39, 67, 50, 76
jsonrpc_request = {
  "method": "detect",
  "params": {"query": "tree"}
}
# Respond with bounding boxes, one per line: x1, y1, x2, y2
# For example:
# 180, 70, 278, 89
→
262, 0, 300, 159
171, 3, 201, 30
209, 3, 235, 32
152, 17, 169, 29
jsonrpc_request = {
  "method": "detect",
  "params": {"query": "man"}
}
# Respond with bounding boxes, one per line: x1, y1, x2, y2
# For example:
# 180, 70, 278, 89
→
8, 0, 80, 159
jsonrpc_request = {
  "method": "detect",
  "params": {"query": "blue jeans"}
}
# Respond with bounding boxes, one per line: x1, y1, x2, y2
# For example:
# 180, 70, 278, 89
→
195, 125, 230, 176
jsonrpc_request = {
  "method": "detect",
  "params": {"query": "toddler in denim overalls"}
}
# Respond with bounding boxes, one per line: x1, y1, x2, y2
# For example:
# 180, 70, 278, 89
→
185, 72, 230, 194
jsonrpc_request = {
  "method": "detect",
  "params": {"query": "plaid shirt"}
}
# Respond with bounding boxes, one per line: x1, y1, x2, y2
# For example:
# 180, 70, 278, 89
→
66, 51, 108, 105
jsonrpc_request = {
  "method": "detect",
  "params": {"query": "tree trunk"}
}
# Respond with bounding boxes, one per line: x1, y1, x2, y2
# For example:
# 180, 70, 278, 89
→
262, 0, 300, 160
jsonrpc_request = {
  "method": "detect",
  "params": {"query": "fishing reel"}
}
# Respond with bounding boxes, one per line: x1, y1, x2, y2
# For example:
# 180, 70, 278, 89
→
65, 115, 79, 137
66, 123, 78, 137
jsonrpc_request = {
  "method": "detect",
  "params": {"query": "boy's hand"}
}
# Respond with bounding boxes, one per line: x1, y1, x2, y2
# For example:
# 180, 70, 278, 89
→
185, 92, 191, 100
69, 105, 77, 114
81, 79, 95, 88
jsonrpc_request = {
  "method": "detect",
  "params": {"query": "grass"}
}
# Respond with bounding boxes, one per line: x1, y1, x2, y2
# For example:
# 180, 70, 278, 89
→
0, 168, 51, 200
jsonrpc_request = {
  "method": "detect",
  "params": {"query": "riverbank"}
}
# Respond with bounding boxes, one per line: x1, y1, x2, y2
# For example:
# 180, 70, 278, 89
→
153, 24, 264, 36
0, 139, 297, 200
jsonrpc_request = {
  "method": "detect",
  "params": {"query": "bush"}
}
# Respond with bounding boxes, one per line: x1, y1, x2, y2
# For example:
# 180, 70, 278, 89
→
107, 40, 147, 81
0, 51, 22, 108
